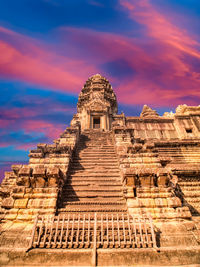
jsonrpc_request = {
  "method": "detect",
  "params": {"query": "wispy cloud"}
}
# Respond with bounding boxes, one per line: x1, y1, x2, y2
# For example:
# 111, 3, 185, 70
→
0, 26, 97, 93
61, 25, 200, 107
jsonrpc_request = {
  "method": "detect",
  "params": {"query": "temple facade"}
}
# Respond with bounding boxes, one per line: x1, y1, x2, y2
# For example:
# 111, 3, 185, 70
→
0, 74, 200, 266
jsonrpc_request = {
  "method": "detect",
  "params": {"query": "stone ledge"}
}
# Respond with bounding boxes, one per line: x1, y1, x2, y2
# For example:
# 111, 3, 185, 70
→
0, 247, 200, 266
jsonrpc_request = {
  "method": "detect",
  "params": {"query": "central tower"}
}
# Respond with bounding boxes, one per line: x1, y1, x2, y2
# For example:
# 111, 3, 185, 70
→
71, 74, 118, 131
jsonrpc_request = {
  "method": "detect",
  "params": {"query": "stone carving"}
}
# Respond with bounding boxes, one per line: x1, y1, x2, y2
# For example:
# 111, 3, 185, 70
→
140, 104, 159, 118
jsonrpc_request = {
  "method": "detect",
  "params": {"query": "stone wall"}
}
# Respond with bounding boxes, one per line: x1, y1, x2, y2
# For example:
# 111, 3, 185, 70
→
0, 124, 80, 222
112, 105, 200, 220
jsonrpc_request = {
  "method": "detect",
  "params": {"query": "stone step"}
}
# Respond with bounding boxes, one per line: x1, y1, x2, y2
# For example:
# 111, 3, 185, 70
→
69, 170, 120, 174
159, 154, 200, 158
71, 160, 119, 165
77, 154, 117, 158
179, 186, 200, 191
62, 191, 123, 197
77, 150, 116, 154
57, 131, 125, 215
62, 187, 123, 193
182, 198, 200, 204
180, 192, 200, 197
78, 147, 115, 150
69, 167, 119, 171
71, 164, 119, 168
77, 147, 115, 150
60, 196, 125, 202
137, 192, 173, 198
78, 141, 113, 144
58, 208, 127, 213
59, 200, 126, 206
67, 178, 121, 183
62, 186, 123, 192
158, 150, 200, 153
79, 150, 116, 155
179, 182, 200, 186
69, 175, 120, 179
74, 153, 116, 156
68, 174, 120, 178
72, 159, 118, 163
78, 144, 114, 147
73, 154, 117, 158
159, 149, 200, 152
72, 158, 118, 162
69, 170, 120, 175
65, 181, 122, 186
70, 165, 119, 169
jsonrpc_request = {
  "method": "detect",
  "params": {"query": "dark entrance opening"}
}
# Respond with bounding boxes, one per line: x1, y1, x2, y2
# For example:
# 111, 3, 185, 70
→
93, 117, 100, 129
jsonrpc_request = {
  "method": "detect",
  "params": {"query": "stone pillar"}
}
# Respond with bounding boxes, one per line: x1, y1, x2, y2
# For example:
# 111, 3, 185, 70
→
102, 115, 107, 130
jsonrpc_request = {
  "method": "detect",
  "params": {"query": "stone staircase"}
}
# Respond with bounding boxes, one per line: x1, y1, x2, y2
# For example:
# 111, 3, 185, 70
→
178, 180, 200, 216
157, 145, 200, 165
57, 130, 127, 215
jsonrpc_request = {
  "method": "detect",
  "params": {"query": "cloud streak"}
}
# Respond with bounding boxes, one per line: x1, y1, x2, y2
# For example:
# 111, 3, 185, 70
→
60, 24, 200, 107
0, 26, 97, 93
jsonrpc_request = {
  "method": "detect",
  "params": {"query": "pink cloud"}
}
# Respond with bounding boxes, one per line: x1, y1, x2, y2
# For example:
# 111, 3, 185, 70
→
119, 0, 200, 59
22, 119, 65, 140
1, 17, 200, 108
0, 26, 97, 93
62, 26, 200, 106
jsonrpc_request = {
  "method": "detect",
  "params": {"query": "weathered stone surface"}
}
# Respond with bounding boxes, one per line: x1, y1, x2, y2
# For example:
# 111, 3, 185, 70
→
0, 74, 200, 266
1, 197, 14, 208
14, 198, 28, 209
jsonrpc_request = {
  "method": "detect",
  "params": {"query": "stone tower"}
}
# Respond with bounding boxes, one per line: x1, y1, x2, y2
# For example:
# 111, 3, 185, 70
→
71, 74, 118, 131
0, 74, 200, 266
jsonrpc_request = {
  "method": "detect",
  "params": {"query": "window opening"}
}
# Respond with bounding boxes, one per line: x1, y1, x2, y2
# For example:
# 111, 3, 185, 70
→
93, 117, 100, 129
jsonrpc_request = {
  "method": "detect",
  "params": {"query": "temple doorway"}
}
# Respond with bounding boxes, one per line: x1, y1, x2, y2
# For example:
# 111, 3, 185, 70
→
93, 117, 100, 129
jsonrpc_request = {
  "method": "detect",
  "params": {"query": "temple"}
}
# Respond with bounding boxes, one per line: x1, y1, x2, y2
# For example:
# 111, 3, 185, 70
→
0, 74, 200, 266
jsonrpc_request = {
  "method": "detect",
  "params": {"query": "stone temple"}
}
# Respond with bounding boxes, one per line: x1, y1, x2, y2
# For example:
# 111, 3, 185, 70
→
0, 74, 200, 266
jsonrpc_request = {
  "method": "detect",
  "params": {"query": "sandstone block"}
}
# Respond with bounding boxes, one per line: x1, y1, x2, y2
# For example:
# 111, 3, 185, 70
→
157, 174, 169, 187
4, 171, 14, 179
17, 209, 33, 221
35, 177, 46, 188
13, 187, 25, 194
18, 165, 31, 176
4, 213, 17, 220
29, 158, 40, 164
32, 188, 44, 193
11, 164, 22, 175
125, 173, 136, 187
48, 177, 59, 187
43, 198, 57, 208
139, 176, 154, 187
16, 176, 30, 187
2, 197, 14, 208
27, 199, 44, 209
125, 187, 134, 198
167, 197, 182, 208
127, 199, 139, 208
176, 206, 192, 218
32, 166, 45, 177
155, 198, 164, 208
12, 192, 25, 199
0, 188, 10, 198
14, 199, 28, 209
25, 188, 32, 193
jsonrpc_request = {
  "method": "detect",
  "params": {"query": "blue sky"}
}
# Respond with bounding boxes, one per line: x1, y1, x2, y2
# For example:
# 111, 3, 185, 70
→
0, 0, 200, 181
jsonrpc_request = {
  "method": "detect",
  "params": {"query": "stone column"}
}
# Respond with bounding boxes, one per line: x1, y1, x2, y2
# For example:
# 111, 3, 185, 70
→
102, 115, 106, 130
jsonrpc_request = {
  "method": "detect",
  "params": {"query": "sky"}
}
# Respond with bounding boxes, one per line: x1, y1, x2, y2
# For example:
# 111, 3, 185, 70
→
0, 0, 200, 181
